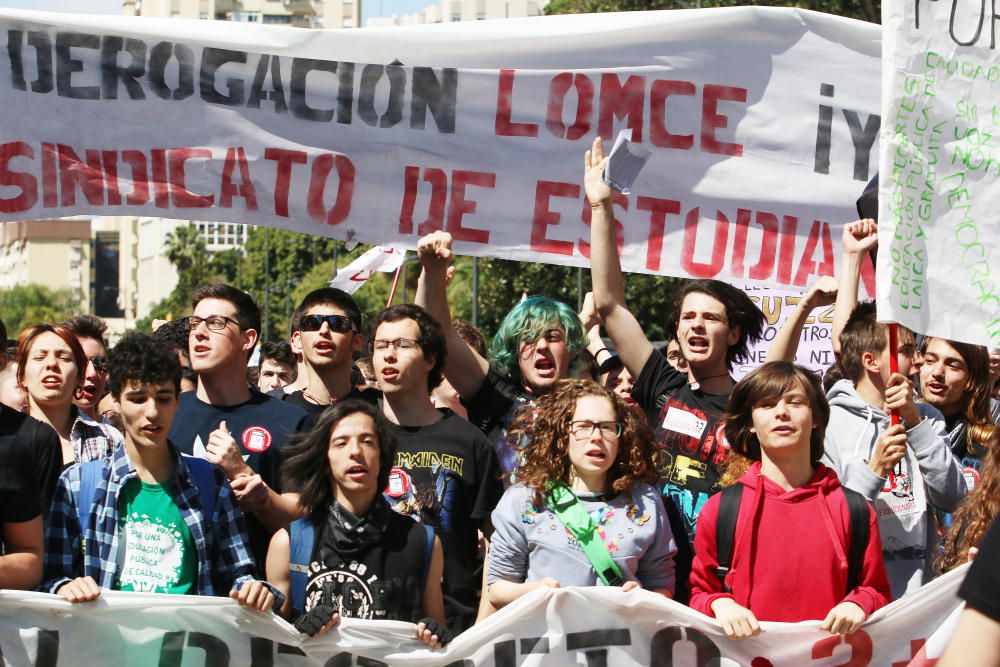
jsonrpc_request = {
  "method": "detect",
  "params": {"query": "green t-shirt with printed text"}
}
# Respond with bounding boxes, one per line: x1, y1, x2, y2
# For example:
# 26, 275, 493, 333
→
114, 477, 196, 594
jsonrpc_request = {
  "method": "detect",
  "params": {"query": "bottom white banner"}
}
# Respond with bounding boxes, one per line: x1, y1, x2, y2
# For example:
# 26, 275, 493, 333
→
0, 566, 966, 666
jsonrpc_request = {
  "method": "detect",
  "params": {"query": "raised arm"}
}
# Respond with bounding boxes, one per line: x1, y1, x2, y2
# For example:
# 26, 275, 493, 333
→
415, 232, 490, 399
765, 276, 838, 363
832, 220, 878, 356
579, 292, 615, 367
585, 137, 654, 378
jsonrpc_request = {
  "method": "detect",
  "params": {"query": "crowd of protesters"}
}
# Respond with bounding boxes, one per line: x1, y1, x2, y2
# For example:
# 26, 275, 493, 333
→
0, 138, 998, 662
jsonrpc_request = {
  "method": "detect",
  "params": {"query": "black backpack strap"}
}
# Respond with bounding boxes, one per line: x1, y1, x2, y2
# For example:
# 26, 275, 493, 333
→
842, 488, 871, 595
715, 484, 744, 593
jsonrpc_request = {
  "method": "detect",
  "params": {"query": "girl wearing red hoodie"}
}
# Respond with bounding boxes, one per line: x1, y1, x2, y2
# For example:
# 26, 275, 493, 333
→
689, 361, 891, 638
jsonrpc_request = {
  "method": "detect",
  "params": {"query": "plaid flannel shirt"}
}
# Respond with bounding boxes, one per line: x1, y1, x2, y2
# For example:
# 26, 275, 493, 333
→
42, 442, 280, 606
71, 408, 122, 463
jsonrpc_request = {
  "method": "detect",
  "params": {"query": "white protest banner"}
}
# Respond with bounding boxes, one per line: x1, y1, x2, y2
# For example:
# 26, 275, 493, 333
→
733, 284, 836, 380
329, 246, 407, 293
0, 8, 879, 290
0, 566, 967, 666
878, 0, 1000, 344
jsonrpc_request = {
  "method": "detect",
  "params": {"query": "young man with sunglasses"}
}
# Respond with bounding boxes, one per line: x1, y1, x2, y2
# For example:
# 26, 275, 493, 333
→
63, 315, 111, 422
371, 304, 502, 634
282, 288, 379, 419
169, 284, 311, 567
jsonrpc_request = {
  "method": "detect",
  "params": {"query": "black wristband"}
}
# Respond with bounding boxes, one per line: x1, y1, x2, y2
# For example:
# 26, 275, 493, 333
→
597, 355, 624, 375
593, 347, 612, 360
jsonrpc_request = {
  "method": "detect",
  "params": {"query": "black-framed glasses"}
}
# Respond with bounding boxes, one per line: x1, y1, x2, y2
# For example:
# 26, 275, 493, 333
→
88, 355, 108, 375
369, 338, 420, 353
300, 314, 356, 333
190, 315, 241, 332
569, 420, 623, 439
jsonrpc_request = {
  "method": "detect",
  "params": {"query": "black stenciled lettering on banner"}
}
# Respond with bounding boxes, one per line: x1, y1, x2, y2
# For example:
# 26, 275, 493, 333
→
101, 36, 147, 99
200, 47, 248, 105
8, 30, 54, 93
814, 83, 834, 174
566, 629, 632, 667
649, 626, 721, 667
358, 61, 406, 128
813, 82, 880, 182
36, 630, 59, 667
157, 630, 229, 667
520, 636, 550, 654
247, 55, 288, 112
410, 67, 458, 132
148, 41, 195, 100
493, 639, 516, 667
251, 638, 307, 667
290, 58, 338, 122
55, 32, 100, 99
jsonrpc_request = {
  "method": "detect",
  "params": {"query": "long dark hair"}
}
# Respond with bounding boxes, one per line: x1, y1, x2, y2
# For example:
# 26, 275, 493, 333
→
281, 399, 397, 513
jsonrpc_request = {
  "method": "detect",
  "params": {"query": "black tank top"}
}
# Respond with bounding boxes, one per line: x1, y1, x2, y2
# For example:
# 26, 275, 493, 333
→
304, 511, 427, 622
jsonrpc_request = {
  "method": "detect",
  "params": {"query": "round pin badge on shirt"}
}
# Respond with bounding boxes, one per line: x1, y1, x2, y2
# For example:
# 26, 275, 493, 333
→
242, 426, 273, 453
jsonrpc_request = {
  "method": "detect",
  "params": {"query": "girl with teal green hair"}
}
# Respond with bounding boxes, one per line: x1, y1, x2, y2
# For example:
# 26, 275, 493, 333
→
489, 296, 589, 390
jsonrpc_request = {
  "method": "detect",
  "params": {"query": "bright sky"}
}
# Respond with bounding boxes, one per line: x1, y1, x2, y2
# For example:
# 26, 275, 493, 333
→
0, 0, 435, 23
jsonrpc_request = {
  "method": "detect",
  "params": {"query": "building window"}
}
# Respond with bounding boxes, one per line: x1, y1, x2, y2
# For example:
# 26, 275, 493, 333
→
263, 14, 292, 23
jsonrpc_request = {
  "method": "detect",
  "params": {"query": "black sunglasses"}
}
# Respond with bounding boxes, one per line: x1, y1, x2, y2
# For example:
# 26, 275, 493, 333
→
89, 355, 108, 374
300, 314, 356, 333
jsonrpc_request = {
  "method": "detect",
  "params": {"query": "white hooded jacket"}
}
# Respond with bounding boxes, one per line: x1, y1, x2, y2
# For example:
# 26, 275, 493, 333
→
821, 379, 966, 598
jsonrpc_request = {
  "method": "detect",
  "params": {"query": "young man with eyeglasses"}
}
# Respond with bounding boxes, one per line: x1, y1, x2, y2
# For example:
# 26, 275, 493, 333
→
63, 315, 111, 422
371, 304, 502, 633
168, 284, 311, 567
281, 288, 379, 419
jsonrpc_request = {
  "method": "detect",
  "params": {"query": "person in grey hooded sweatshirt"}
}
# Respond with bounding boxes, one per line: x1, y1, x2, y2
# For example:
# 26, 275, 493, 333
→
823, 302, 966, 598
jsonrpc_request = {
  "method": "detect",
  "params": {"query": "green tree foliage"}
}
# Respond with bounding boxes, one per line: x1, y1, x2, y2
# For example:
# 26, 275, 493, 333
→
0, 284, 76, 338
545, 0, 878, 23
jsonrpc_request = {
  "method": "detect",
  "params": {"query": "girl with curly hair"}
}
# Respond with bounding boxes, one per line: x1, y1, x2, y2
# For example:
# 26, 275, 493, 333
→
485, 379, 676, 609
938, 433, 1000, 573
689, 362, 891, 638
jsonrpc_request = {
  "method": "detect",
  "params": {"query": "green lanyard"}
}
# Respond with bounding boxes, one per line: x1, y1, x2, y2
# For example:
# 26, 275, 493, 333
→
546, 481, 625, 587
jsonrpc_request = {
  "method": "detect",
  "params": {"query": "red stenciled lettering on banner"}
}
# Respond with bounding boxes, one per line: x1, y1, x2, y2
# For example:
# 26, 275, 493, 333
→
777, 214, 799, 285
578, 192, 627, 259
220, 147, 258, 210
792, 220, 836, 286
101, 151, 121, 206
681, 207, 728, 278
810, 631, 873, 666
307, 154, 355, 226
0, 142, 37, 213
546, 73, 593, 141
750, 659, 775, 667
447, 170, 494, 243
150, 148, 170, 208
701, 84, 746, 156
121, 150, 149, 206
650, 80, 696, 150
169, 148, 214, 208
57, 145, 106, 207
398, 165, 447, 235
264, 147, 307, 217
495, 69, 539, 138
531, 180, 579, 256
890, 639, 937, 667
636, 195, 681, 271
41, 142, 57, 208
599, 74, 645, 142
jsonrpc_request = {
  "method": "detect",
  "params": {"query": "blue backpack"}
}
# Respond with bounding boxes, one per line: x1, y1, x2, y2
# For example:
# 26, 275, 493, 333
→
288, 517, 435, 613
76, 456, 219, 556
